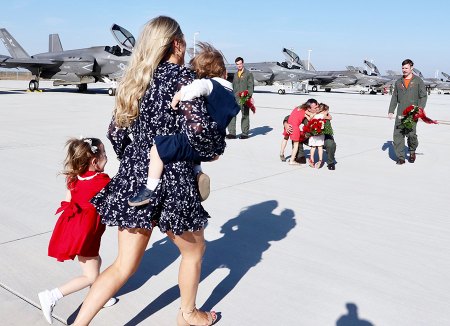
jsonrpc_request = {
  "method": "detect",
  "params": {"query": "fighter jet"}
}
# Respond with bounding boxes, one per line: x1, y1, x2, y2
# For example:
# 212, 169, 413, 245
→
431, 71, 450, 93
225, 48, 316, 92
349, 60, 393, 93
0, 24, 134, 95
412, 68, 440, 88
282, 48, 358, 92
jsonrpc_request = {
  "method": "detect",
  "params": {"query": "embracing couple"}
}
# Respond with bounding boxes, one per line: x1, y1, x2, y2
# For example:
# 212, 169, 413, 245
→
281, 98, 337, 170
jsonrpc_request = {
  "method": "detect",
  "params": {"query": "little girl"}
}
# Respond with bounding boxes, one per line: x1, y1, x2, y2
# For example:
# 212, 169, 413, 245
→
38, 137, 116, 324
285, 104, 308, 165
308, 103, 330, 168
127, 42, 240, 206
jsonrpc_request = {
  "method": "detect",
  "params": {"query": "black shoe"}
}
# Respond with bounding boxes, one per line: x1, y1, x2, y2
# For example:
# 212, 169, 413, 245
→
295, 157, 307, 164
128, 185, 154, 206
239, 135, 249, 139
408, 152, 416, 163
327, 163, 336, 170
396, 159, 405, 165
226, 134, 236, 139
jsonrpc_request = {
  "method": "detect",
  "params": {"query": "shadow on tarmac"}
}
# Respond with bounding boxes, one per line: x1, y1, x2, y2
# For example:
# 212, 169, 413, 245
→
111, 200, 297, 325
336, 303, 374, 326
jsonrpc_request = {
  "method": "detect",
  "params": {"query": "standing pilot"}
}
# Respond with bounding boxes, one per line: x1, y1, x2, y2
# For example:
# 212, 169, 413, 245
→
226, 57, 254, 139
388, 59, 427, 165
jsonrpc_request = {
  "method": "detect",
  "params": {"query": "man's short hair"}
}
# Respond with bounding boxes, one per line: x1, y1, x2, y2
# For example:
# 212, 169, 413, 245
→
306, 98, 318, 105
402, 59, 414, 66
235, 56, 244, 63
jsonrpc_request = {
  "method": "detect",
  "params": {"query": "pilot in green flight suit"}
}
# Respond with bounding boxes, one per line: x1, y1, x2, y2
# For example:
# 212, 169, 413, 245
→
388, 59, 427, 165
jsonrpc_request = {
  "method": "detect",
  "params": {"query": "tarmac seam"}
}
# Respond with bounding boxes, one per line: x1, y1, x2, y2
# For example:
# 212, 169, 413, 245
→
0, 282, 68, 325
0, 230, 52, 245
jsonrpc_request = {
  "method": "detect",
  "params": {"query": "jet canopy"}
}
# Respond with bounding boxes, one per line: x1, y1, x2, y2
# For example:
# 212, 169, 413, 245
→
111, 24, 135, 51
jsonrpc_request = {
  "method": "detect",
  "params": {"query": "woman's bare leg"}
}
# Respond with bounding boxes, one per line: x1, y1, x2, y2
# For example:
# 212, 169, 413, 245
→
289, 141, 299, 164
58, 256, 101, 297
73, 228, 152, 326
167, 229, 215, 325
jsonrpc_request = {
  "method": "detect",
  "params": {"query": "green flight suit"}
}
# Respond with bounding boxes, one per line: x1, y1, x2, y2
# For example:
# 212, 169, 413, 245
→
227, 68, 254, 137
388, 75, 427, 160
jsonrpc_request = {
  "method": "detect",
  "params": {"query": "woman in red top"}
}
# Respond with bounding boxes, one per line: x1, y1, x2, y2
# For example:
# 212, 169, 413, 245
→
281, 104, 308, 164
38, 137, 116, 324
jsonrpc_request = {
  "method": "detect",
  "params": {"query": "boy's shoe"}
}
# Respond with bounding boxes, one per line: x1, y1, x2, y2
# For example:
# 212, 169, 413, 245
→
38, 290, 55, 324
128, 185, 154, 207
408, 152, 416, 163
103, 297, 118, 308
197, 172, 210, 202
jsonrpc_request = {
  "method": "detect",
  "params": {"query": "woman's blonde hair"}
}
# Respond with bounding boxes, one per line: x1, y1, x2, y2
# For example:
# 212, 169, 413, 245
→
189, 42, 226, 79
63, 137, 103, 186
114, 16, 184, 127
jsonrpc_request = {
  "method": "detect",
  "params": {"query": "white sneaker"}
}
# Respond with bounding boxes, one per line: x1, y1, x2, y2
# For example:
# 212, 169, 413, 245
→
103, 297, 118, 308
38, 290, 55, 324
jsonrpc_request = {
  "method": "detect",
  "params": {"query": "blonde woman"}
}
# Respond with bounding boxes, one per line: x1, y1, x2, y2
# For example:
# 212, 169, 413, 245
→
73, 16, 217, 326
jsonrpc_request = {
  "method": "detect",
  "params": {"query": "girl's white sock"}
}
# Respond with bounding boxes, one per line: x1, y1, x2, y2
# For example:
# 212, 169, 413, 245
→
50, 288, 63, 302
146, 178, 160, 191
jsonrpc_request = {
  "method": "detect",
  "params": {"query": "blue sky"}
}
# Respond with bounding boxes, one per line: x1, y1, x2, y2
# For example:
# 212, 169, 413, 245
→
1, 0, 449, 77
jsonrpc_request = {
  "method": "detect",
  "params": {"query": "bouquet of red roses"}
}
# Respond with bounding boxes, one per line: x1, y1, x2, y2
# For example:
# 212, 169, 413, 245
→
303, 118, 326, 137
238, 90, 256, 113
400, 105, 437, 132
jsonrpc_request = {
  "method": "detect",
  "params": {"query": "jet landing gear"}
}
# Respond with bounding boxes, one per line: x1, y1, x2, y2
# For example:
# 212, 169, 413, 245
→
108, 88, 116, 96
28, 79, 39, 91
277, 88, 286, 94
77, 83, 88, 92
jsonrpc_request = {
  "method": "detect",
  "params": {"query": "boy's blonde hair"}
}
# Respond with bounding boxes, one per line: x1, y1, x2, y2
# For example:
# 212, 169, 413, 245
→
189, 42, 226, 79
114, 16, 184, 128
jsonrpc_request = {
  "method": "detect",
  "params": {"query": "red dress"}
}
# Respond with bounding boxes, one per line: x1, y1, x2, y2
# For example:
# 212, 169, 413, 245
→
284, 107, 306, 142
48, 171, 110, 262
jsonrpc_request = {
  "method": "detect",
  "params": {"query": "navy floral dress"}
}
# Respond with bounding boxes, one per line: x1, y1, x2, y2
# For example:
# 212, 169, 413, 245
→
92, 62, 219, 235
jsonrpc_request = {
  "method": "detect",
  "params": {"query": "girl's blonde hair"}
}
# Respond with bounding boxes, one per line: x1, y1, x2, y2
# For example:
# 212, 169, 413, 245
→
63, 137, 103, 186
318, 103, 329, 112
189, 42, 226, 79
114, 16, 184, 127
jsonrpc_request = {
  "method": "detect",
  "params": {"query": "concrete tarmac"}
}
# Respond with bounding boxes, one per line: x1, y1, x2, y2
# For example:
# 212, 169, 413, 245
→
1, 80, 449, 325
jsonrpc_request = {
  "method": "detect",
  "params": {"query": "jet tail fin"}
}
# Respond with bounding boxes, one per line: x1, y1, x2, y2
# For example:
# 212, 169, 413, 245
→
441, 72, 450, 80
0, 28, 30, 58
49, 34, 63, 52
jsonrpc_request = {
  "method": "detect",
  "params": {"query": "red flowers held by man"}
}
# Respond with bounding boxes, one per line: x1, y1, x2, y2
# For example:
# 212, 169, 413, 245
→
238, 90, 256, 113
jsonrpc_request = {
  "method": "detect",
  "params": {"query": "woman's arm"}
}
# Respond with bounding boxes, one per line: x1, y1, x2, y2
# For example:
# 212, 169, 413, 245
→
107, 117, 132, 160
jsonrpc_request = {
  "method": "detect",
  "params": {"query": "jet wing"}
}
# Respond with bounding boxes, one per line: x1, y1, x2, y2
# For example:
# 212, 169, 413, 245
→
0, 57, 61, 69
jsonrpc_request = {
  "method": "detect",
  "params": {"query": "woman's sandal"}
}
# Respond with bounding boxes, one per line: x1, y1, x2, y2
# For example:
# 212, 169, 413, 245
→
177, 306, 217, 326
315, 160, 322, 169
280, 154, 286, 162
308, 158, 315, 168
